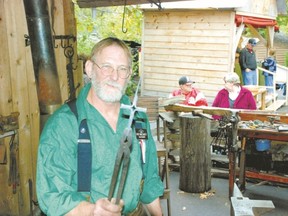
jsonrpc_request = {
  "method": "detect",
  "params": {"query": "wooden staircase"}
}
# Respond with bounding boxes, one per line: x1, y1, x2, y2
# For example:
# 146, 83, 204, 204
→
257, 64, 288, 111
265, 98, 286, 111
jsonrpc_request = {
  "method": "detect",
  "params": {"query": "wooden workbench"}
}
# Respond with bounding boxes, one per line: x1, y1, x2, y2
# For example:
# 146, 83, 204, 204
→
237, 127, 288, 191
163, 104, 288, 197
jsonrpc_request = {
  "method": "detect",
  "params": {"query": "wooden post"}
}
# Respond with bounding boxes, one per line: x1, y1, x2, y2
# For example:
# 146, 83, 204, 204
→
179, 114, 211, 193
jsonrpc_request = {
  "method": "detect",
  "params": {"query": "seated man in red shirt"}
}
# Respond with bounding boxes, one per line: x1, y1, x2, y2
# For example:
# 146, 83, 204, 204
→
169, 76, 208, 106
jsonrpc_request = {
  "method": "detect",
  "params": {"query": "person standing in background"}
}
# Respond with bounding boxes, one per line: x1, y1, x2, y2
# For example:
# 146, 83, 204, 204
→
262, 49, 277, 94
239, 38, 258, 85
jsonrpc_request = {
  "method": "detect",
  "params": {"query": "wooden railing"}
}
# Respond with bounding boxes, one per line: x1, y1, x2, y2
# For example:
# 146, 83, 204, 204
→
257, 63, 288, 110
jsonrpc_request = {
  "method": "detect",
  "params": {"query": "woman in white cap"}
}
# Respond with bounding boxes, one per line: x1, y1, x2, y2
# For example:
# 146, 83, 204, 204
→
212, 72, 256, 119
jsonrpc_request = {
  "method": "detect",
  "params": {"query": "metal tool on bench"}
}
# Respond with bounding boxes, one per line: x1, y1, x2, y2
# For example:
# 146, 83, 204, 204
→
0, 112, 20, 193
108, 78, 146, 204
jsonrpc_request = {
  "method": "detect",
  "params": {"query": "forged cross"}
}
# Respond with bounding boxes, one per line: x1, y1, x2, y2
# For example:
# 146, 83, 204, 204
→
108, 77, 147, 204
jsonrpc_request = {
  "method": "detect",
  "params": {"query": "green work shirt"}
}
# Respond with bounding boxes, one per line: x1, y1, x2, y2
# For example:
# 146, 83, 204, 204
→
36, 83, 164, 216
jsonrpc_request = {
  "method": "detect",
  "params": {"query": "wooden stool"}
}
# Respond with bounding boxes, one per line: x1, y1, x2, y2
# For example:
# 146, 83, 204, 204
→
157, 145, 171, 216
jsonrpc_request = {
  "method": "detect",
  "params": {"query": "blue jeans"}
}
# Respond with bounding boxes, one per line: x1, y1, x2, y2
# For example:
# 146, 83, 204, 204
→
242, 69, 257, 85
282, 83, 286, 96
264, 75, 274, 94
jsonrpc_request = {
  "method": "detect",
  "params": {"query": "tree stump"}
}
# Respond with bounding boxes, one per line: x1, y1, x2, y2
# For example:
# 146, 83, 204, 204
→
179, 114, 211, 193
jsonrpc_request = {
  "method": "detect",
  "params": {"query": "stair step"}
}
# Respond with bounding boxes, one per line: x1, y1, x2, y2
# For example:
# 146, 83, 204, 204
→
265, 100, 286, 111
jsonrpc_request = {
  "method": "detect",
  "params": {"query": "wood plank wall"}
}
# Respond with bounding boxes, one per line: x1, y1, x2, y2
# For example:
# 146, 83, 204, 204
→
255, 40, 288, 65
0, 0, 15, 212
141, 10, 235, 104
0, 0, 79, 215
236, 0, 278, 18
0, 0, 37, 214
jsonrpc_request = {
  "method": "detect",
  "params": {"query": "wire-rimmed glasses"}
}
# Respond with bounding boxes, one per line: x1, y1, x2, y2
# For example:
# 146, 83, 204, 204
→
93, 61, 131, 79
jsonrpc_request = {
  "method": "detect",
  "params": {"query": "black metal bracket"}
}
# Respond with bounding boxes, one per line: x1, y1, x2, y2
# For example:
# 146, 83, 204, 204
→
24, 34, 30, 47
53, 34, 76, 49
54, 35, 77, 70
24, 34, 76, 50
148, 0, 163, 10
54, 34, 79, 101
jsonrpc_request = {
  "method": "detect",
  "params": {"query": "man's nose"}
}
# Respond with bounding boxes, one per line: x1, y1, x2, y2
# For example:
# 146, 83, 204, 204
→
109, 68, 119, 80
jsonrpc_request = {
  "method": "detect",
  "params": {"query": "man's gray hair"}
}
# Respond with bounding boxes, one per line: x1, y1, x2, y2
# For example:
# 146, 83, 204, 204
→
90, 37, 132, 67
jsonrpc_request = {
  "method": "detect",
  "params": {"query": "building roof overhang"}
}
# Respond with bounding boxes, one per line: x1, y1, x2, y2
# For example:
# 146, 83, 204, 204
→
235, 15, 279, 31
76, 0, 188, 8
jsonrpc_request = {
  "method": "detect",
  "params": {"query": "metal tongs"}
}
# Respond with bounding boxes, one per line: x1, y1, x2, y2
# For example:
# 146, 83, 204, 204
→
108, 78, 147, 204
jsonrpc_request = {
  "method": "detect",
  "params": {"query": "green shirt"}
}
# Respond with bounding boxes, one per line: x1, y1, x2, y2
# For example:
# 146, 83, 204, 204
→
36, 83, 164, 215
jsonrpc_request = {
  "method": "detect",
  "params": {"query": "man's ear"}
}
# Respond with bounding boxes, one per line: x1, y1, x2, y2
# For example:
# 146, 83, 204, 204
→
85, 60, 93, 78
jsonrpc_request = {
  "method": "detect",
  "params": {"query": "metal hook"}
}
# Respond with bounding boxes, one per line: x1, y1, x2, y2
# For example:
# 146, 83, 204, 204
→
122, 0, 128, 33
148, 0, 163, 10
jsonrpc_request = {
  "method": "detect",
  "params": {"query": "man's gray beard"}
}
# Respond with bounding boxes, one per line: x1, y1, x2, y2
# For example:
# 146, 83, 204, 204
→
91, 78, 127, 103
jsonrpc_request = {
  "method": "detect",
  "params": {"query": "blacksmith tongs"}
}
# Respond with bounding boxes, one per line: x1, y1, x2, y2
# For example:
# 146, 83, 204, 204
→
108, 78, 147, 204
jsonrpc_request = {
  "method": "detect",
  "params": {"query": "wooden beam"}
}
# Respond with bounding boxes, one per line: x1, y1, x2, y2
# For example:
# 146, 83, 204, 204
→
164, 104, 288, 123
164, 104, 235, 117
266, 26, 275, 49
246, 170, 288, 184
77, 0, 181, 8
246, 23, 266, 44
234, 23, 245, 53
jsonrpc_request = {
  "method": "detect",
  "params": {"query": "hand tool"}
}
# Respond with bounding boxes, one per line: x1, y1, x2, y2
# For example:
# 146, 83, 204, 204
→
108, 78, 147, 204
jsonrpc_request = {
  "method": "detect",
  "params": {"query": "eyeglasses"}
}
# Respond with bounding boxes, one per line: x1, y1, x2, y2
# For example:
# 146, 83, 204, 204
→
93, 61, 131, 79
224, 79, 229, 84
224, 81, 233, 85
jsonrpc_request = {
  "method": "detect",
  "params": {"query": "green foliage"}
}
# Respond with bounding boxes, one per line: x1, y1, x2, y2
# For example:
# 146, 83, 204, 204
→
95, 7, 142, 42
276, 0, 288, 34
277, 17, 288, 35
125, 80, 138, 96
74, 4, 143, 56
74, 6, 97, 55
277, 0, 288, 67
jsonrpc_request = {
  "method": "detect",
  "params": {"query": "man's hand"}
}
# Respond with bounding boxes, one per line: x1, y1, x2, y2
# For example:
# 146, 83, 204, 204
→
245, 68, 251, 72
66, 198, 124, 216
93, 198, 124, 216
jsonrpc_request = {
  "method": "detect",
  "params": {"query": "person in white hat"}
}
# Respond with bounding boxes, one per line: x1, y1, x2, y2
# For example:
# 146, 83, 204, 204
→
212, 72, 257, 120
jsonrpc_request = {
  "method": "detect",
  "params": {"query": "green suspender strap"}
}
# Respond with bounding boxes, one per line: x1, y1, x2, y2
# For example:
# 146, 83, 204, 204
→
67, 99, 92, 192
